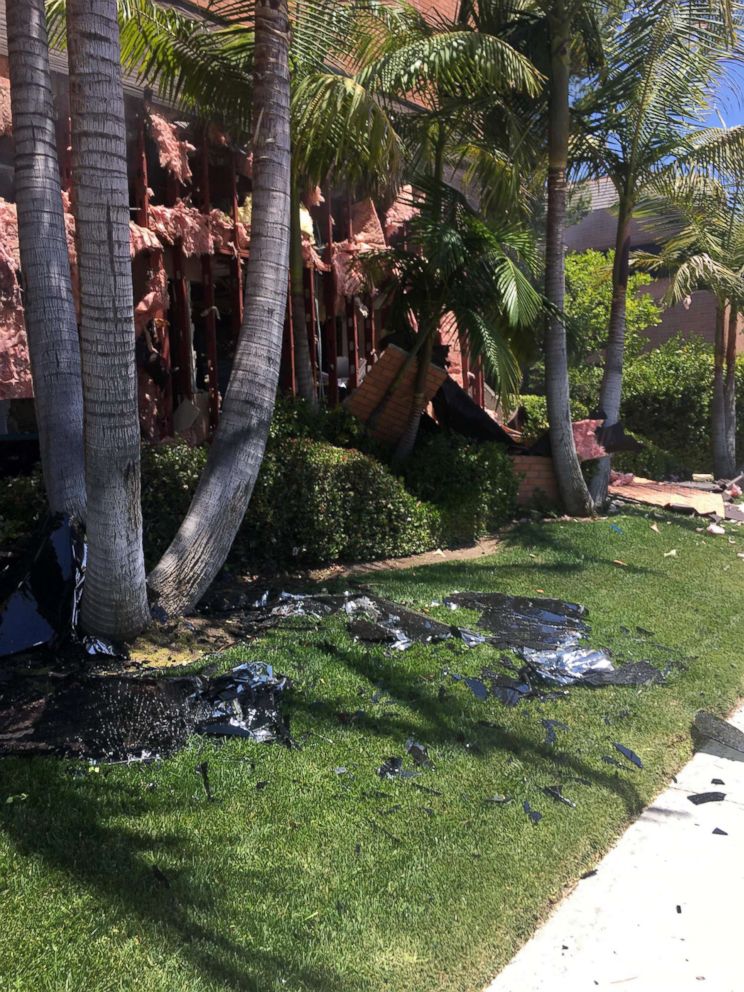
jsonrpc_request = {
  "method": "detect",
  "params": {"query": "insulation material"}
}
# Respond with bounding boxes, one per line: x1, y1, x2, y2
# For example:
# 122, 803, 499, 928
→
302, 234, 330, 272
129, 221, 162, 257
344, 343, 448, 445
237, 195, 252, 228
209, 209, 237, 251
351, 198, 386, 248
610, 470, 636, 487
573, 419, 607, 462
148, 201, 214, 256
62, 200, 81, 320
0, 200, 32, 401
134, 255, 168, 332
385, 184, 418, 239
332, 242, 365, 305
0, 77, 12, 137
135, 254, 170, 442
148, 112, 195, 185
303, 185, 324, 208
332, 200, 388, 311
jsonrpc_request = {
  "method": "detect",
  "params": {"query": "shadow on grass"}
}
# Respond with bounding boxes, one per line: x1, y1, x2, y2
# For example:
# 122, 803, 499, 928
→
290, 640, 645, 820
0, 761, 347, 992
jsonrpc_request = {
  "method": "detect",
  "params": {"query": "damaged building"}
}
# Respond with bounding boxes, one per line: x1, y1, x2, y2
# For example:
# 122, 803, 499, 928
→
0, 2, 490, 452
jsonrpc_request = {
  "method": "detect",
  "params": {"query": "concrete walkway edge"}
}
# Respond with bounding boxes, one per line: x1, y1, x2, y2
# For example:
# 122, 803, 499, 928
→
485, 704, 744, 992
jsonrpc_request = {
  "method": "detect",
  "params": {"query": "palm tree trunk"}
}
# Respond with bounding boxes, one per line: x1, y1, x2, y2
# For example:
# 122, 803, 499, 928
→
711, 304, 732, 478
67, 0, 149, 639
543, 2, 593, 517
590, 209, 631, 505
394, 330, 434, 463
290, 189, 317, 406
723, 306, 738, 478
148, 0, 291, 616
7, 0, 86, 520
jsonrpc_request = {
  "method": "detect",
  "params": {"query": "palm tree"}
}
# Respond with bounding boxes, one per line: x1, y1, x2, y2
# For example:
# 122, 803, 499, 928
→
66, 0, 150, 638
635, 173, 744, 477
574, 0, 741, 503
363, 178, 543, 460
540, 0, 601, 516
7, 0, 86, 520
351, 0, 542, 458
147, 0, 292, 616
94, 0, 403, 407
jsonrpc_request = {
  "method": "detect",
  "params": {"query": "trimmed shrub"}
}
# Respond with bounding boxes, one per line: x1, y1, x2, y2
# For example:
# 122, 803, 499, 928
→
246, 439, 438, 565
404, 433, 518, 544
141, 441, 208, 567
518, 395, 590, 444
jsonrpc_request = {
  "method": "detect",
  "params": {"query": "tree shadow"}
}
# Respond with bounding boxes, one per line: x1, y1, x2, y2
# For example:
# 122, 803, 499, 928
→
0, 759, 347, 992
289, 639, 646, 820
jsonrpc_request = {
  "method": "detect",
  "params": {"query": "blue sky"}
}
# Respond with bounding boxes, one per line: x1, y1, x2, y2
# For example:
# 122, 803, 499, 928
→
707, 60, 744, 127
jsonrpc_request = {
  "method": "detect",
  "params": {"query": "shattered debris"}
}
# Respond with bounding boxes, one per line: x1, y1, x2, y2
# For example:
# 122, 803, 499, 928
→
148, 113, 196, 185
542, 719, 570, 747
613, 742, 643, 769
0, 514, 85, 658
688, 792, 725, 805
377, 756, 418, 780
405, 738, 434, 768
543, 785, 576, 808
523, 801, 542, 824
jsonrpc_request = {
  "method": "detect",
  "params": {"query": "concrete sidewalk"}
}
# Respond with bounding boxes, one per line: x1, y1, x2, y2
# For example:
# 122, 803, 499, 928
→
486, 706, 744, 992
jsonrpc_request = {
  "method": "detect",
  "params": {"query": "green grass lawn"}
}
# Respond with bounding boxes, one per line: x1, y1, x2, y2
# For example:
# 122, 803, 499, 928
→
2, 508, 744, 992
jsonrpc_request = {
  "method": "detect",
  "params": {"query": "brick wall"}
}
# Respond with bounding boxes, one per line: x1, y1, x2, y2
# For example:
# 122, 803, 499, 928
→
511, 455, 560, 507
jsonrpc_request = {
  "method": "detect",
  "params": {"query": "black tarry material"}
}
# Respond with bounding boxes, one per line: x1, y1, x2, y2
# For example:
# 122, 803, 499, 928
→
613, 742, 643, 769
446, 592, 587, 652
542, 719, 570, 747
431, 376, 523, 449
543, 785, 576, 808
0, 514, 85, 658
0, 662, 292, 760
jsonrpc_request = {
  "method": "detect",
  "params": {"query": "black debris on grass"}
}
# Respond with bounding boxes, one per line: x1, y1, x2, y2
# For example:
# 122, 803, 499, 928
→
405, 739, 434, 768
195, 761, 213, 801
542, 719, 570, 747
377, 756, 419, 780
523, 800, 542, 824
613, 742, 643, 769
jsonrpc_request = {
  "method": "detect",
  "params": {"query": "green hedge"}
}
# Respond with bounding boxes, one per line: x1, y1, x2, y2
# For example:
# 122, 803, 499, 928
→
518, 395, 590, 444
404, 432, 518, 544
1, 395, 520, 567
566, 338, 744, 476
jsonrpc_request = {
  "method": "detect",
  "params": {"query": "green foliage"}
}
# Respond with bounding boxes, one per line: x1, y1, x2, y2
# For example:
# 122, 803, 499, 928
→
568, 337, 744, 476
0, 396, 520, 569
565, 250, 662, 363
247, 438, 438, 565
140, 434, 437, 569
140, 443, 208, 568
517, 394, 590, 444
404, 433, 518, 544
